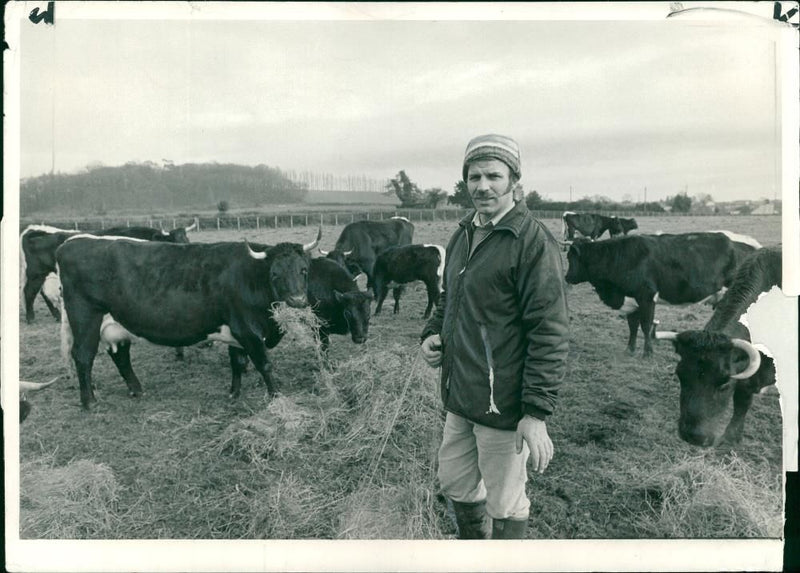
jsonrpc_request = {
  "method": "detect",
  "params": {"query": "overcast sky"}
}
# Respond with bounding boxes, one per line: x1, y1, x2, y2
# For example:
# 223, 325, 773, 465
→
17, 2, 790, 202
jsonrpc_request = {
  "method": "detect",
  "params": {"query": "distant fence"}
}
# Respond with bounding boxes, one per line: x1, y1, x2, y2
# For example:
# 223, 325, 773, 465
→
20, 208, 756, 233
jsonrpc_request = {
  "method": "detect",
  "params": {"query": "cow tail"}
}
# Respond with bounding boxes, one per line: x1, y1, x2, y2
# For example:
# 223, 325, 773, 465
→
58, 268, 74, 375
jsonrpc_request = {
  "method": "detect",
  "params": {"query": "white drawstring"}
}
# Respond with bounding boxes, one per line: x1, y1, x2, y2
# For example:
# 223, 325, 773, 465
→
479, 325, 501, 415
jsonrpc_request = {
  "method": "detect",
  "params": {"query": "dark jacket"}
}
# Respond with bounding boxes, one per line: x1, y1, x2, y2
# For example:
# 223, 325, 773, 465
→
420, 200, 569, 430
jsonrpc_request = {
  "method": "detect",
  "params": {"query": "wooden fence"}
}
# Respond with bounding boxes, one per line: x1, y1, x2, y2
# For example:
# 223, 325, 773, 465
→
20, 208, 735, 233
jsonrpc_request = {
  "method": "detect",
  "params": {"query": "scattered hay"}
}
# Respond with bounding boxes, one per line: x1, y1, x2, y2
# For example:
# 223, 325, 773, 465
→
337, 482, 443, 540
214, 396, 316, 465
245, 473, 333, 539
20, 456, 119, 538
629, 453, 783, 538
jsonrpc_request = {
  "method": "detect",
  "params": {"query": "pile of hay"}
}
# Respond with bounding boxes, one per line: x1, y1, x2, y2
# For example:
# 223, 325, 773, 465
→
629, 452, 783, 538
216, 342, 447, 539
20, 456, 119, 538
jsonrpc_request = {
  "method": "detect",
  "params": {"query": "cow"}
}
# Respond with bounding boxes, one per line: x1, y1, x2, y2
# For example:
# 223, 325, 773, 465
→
55, 229, 320, 410
20, 220, 196, 324
19, 377, 60, 422
655, 247, 782, 447
306, 257, 373, 353
564, 231, 760, 357
319, 217, 415, 284
370, 244, 445, 319
562, 212, 637, 243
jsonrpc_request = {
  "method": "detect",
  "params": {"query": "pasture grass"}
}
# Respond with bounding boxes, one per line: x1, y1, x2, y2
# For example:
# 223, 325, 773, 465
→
15, 216, 785, 540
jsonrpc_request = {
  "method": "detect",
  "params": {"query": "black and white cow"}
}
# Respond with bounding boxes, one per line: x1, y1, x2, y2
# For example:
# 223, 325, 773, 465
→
561, 212, 638, 243
56, 230, 319, 409
564, 231, 760, 356
20, 221, 196, 323
655, 247, 781, 446
370, 244, 445, 319
320, 217, 415, 284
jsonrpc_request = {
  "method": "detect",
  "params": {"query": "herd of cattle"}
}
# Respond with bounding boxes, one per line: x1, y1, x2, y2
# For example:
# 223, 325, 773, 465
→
18, 211, 782, 448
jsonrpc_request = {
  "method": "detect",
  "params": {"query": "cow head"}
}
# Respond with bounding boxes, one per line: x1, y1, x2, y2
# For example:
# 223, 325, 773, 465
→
19, 377, 60, 423
321, 249, 361, 277
334, 289, 373, 344
248, 242, 310, 308
564, 242, 588, 284
607, 217, 625, 237
656, 330, 762, 447
620, 218, 638, 234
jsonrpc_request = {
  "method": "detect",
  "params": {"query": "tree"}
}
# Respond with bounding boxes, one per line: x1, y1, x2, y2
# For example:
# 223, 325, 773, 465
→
670, 193, 692, 213
425, 188, 448, 209
448, 180, 473, 208
525, 189, 544, 210
217, 200, 230, 213
386, 170, 426, 207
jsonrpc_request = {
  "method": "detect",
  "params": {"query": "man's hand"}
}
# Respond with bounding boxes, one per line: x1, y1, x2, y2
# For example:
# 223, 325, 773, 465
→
515, 415, 553, 474
420, 334, 443, 367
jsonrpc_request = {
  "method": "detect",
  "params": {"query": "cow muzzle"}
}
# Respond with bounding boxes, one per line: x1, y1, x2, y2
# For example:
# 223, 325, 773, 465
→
286, 295, 308, 309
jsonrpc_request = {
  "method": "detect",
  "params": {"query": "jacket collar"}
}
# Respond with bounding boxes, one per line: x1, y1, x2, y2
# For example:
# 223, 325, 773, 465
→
459, 200, 529, 238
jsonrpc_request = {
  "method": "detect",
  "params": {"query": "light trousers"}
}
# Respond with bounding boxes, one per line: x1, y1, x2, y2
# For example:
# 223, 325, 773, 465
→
437, 412, 531, 520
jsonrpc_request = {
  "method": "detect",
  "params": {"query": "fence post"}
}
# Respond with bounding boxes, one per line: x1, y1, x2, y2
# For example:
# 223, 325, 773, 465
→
335, 213, 338, 226
351, 213, 355, 223
274, 215, 278, 228
237, 217, 241, 231
217, 218, 220, 231
290, 215, 293, 228
74, 221, 78, 230
101, 219, 105, 229
197, 219, 201, 232
256, 216, 260, 230
366, 212, 370, 221
172, 218, 176, 229
305, 214, 308, 226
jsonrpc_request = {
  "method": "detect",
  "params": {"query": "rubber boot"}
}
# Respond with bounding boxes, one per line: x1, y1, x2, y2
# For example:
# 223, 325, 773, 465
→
450, 499, 491, 539
491, 517, 528, 539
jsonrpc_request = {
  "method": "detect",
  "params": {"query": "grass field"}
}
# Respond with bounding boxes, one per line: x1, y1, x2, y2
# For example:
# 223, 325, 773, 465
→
17, 215, 784, 539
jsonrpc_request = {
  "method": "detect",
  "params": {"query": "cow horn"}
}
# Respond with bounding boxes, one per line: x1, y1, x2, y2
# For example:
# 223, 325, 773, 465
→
185, 217, 198, 232
318, 248, 329, 256
19, 377, 59, 393
245, 240, 267, 260
655, 331, 678, 341
730, 339, 761, 379
343, 249, 353, 256
303, 226, 322, 252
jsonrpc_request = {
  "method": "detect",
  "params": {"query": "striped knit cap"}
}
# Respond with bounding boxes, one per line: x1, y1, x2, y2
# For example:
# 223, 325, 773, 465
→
462, 134, 521, 181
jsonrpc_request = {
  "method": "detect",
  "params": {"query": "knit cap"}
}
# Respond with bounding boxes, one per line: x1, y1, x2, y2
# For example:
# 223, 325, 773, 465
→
462, 134, 521, 181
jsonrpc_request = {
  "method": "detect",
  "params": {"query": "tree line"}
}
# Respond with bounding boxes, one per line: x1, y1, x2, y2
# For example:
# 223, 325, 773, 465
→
20, 162, 308, 215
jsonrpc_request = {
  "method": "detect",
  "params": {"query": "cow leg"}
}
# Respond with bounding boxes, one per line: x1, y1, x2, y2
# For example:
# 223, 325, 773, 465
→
175, 346, 185, 360
106, 340, 144, 398
238, 337, 279, 398
68, 308, 104, 409
625, 311, 640, 355
374, 282, 389, 315
423, 280, 438, 319
23, 274, 47, 323
228, 346, 249, 399
392, 285, 405, 314
638, 298, 657, 357
40, 291, 62, 322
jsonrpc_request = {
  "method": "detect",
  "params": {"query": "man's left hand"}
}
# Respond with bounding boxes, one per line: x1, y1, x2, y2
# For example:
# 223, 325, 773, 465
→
515, 415, 553, 474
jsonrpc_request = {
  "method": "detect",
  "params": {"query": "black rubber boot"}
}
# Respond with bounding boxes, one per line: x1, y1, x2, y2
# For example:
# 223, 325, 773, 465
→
491, 517, 528, 539
450, 499, 491, 539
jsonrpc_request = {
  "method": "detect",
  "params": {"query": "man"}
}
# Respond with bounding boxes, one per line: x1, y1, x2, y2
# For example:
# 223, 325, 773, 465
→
420, 134, 569, 539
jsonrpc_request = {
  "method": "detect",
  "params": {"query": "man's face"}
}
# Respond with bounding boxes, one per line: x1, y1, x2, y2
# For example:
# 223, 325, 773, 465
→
466, 158, 516, 221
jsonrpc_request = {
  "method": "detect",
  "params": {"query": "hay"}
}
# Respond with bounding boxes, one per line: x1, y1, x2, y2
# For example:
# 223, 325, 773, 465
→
630, 453, 783, 538
270, 303, 323, 352
20, 456, 119, 538
214, 396, 316, 465
245, 472, 333, 539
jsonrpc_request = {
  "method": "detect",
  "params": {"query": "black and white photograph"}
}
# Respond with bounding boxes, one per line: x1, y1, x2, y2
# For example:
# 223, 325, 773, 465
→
4, 2, 799, 571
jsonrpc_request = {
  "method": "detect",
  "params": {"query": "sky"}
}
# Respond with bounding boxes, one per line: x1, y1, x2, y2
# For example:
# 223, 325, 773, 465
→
16, 2, 794, 203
